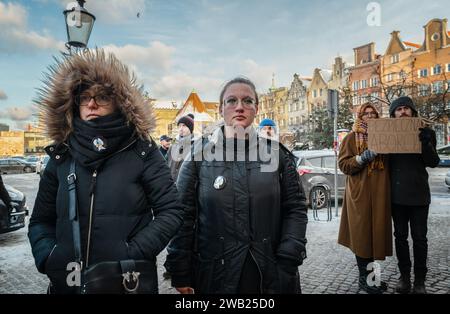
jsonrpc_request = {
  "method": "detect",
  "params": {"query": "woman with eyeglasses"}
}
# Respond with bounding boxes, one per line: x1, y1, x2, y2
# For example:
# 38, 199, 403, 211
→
165, 77, 308, 294
28, 49, 183, 294
338, 103, 392, 294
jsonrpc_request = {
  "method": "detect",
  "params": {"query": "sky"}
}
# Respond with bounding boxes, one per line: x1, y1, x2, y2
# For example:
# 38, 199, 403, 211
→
0, 0, 449, 130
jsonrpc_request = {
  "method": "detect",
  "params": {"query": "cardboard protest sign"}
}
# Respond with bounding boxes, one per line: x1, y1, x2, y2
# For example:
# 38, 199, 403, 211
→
368, 118, 422, 154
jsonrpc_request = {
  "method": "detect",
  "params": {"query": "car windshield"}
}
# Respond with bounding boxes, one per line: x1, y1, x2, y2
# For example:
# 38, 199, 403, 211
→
26, 157, 39, 162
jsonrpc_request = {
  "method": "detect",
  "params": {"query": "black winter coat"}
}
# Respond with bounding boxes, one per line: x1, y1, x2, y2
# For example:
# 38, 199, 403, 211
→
165, 135, 308, 294
28, 139, 184, 293
389, 128, 440, 206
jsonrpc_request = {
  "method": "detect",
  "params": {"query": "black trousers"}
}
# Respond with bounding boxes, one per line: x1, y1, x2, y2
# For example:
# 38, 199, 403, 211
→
392, 204, 429, 281
355, 255, 374, 276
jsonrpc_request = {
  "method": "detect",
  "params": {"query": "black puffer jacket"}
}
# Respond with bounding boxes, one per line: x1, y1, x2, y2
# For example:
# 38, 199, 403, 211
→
28, 50, 183, 293
165, 130, 308, 294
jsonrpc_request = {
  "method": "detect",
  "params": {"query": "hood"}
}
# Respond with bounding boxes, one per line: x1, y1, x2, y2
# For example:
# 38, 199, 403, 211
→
35, 49, 155, 143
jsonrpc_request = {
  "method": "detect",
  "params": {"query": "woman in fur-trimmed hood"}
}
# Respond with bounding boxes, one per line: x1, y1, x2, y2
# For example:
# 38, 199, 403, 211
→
28, 49, 183, 294
337, 103, 392, 294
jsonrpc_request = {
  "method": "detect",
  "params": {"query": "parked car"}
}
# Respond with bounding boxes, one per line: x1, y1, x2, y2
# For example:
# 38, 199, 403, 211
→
25, 156, 40, 166
38, 155, 50, 177
0, 184, 29, 234
436, 144, 450, 167
293, 150, 346, 209
0, 158, 36, 174
445, 170, 450, 190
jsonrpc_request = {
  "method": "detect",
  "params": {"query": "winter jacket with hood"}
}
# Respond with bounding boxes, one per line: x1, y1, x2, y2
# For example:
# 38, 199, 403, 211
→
165, 127, 308, 294
28, 50, 184, 293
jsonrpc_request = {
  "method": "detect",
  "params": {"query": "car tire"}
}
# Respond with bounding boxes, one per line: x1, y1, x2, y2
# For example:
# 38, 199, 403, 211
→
24, 166, 32, 173
310, 186, 328, 209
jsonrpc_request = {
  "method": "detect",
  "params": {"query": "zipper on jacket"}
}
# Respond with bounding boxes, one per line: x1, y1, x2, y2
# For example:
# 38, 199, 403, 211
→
85, 170, 97, 268
219, 236, 225, 265
82, 139, 137, 268
249, 249, 263, 293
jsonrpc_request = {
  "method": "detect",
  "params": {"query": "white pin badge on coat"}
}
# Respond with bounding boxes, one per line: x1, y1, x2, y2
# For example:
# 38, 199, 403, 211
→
213, 176, 226, 190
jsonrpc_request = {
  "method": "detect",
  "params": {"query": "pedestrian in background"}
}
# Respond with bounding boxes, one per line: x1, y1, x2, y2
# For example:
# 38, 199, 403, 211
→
388, 96, 440, 294
338, 103, 392, 294
159, 135, 172, 161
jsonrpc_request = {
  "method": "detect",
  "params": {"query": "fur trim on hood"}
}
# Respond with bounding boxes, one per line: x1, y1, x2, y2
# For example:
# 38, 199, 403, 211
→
35, 49, 155, 143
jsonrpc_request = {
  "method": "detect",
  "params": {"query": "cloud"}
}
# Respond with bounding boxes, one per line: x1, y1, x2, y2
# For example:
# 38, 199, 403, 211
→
1, 106, 35, 121
0, 89, 7, 100
0, 2, 65, 53
0, 2, 26, 27
151, 74, 223, 101
239, 59, 276, 93
103, 41, 175, 73
60, 0, 146, 24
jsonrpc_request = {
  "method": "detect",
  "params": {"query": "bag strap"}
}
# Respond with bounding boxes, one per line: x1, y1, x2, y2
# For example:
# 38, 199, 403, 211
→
68, 159, 82, 268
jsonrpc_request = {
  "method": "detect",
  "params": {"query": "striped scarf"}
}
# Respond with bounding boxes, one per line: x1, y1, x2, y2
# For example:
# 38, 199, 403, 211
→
352, 118, 384, 176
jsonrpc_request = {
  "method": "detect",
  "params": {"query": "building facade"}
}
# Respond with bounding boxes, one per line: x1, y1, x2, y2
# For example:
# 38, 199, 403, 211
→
347, 42, 384, 116
286, 74, 310, 135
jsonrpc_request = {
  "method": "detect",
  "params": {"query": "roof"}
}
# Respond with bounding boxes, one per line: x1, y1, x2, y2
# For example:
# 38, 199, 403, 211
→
204, 102, 219, 111
152, 100, 182, 110
403, 41, 421, 49
319, 69, 332, 83
182, 91, 207, 113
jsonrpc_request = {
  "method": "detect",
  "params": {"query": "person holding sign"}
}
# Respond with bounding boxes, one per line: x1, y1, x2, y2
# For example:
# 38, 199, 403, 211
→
388, 96, 440, 294
338, 103, 392, 294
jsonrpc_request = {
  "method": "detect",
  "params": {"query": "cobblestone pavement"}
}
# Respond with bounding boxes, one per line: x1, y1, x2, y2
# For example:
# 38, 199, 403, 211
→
1, 168, 449, 294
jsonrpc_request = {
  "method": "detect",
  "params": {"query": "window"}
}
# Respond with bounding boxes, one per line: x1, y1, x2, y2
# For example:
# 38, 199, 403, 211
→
433, 64, 442, 75
419, 69, 428, 78
352, 81, 359, 91
387, 73, 394, 82
361, 80, 368, 89
301, 101, 305, 110
296, 116, 300, 124
289, 117, 294, 125
418, 84, 429, 96
399, 70, 407, 80
295, 102, 299, 111
319, 89, 323, 97
307, 157, 322, 168
323, 156, 336, 169
391, 54, 399, 64
447, 64, 450, 72
313, 90, 317, 98
432, 81, 444, 94
370, 77, 379, 87
362, 94, 368, 104
371, 92, 379, 100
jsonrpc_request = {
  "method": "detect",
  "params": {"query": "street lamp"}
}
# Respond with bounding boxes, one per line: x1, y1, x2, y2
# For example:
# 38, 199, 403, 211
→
63, 0, 95, 53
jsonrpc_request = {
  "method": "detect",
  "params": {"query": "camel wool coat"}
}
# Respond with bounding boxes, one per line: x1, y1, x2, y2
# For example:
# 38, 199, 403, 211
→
337, 132, 392, 260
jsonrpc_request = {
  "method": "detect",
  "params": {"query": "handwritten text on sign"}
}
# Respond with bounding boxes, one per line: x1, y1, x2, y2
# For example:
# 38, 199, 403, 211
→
368, 118, 422, 154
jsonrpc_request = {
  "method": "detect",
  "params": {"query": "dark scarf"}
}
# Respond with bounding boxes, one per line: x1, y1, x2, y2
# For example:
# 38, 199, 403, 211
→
69, 112, 136, 170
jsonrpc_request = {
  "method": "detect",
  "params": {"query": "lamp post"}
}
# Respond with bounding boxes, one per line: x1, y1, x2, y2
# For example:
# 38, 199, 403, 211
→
63, 0, 95, 53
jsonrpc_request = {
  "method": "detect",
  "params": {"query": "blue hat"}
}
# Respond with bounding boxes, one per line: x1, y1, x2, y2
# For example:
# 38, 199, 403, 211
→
259, 119, 276, 128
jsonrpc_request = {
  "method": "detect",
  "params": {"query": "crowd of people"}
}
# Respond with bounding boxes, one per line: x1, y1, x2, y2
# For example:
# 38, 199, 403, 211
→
24, 49, 440, 294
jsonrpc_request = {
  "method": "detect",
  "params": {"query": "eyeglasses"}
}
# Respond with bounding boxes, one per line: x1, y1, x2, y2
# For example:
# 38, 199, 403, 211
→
77, 94, 113, 107
223, 97, 257, 109
362, 111, 377, 117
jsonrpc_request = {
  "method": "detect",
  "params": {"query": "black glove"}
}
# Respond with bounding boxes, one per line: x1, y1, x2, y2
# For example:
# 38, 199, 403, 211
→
360, 149, 377, 164
419, 127, 433, 145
